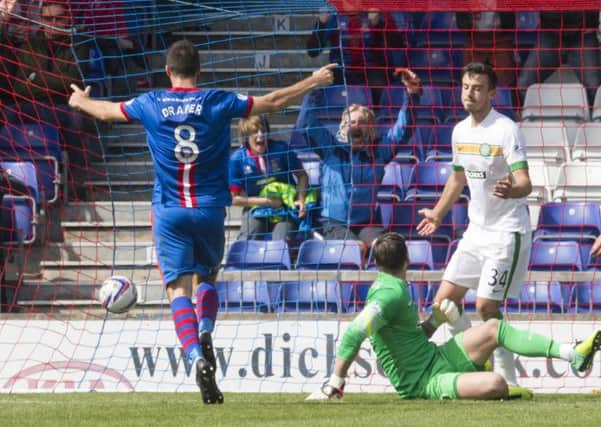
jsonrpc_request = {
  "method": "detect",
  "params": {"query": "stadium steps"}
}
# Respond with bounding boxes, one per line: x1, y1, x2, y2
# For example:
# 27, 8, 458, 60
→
172, 31, 313, 51
196, 14, 317, 32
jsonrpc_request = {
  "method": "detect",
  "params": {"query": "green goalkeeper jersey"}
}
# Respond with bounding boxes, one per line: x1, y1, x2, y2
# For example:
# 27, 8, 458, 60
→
337, 272, 437, 398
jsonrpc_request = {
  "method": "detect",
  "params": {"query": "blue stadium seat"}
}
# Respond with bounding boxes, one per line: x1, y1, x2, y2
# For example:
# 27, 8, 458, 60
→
405, 162, 469, 202
424, 125, 453, 161
0, 197, 36, 244
0, 123, 61, 204
379, 85, 445, 125
533, 202, 601, 243
529, 241, 582, 272
414, 12, 465, 48
494, 85, 516, 121
0, 162, 39, 245
280, 240, 362, 313
409, 49, 462, 87
391, 202, 466, 243
315, 85, 373, 120
462, 288, 478, 313
0, 162, 40, 205
514, 12, 540, 66
218, 240, 291, 312
571, 282, 601, 313
519, 281, 568, 313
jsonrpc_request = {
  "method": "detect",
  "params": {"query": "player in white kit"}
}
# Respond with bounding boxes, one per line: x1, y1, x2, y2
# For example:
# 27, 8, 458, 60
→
417, 62, 532, 387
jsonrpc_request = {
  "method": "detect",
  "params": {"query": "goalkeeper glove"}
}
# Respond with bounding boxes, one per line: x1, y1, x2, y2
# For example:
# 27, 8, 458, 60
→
306, 375, 345, 401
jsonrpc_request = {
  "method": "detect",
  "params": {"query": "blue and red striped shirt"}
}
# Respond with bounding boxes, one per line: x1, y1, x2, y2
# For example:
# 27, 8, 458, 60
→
121, 88, 252, 207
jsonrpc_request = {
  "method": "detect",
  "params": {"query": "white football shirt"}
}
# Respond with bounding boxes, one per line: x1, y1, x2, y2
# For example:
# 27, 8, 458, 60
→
452, 108, 531, 233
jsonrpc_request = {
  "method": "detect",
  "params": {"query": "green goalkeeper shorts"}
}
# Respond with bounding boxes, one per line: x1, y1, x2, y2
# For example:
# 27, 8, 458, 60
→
421, 333, 484, 400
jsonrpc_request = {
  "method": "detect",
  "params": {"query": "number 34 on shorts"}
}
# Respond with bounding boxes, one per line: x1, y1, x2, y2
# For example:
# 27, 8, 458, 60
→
481, 260, 511, 295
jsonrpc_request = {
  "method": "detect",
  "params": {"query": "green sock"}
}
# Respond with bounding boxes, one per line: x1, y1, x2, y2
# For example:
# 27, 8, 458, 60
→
497, 320, 560, 358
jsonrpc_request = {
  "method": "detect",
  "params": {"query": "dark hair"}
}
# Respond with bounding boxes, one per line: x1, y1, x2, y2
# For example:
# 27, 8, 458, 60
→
461, 61, 497, 90
166, 40, 200, 78
373, 232, 408, 272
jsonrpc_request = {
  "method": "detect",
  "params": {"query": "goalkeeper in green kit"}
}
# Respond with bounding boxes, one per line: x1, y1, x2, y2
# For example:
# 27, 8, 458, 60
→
308, 232, 601, 400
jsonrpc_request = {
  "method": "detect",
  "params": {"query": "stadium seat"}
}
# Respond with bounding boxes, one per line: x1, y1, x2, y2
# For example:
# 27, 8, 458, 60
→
527, 161, 558, 202
218, 240, 292, 312
529, 240, 582, 272
522, 83, 590, 122
533, 202, 601, 243
314, 85, 373, 120
280, 239, 362, 313
518, 121, 570, 164
571, 282, 601, 313
0, 197, 36, 245
424, 125, 453, 161
414, 12, 465, 48
0, 161, 39, 245
571, 123, 601, 162
514, 12, 540, 66
405, 162, 469, 202
519, 281, 568, 313
493, 85, 516, 120
552, 163, 601, 202
0, 123, 61, 204
390, 202, 467, 248
408, 48, 462, 87
364, 240, 434, 309
381, 85, 445, 125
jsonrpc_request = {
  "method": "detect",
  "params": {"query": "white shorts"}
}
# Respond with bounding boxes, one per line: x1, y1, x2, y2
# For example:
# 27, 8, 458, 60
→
442, 223, 532, 301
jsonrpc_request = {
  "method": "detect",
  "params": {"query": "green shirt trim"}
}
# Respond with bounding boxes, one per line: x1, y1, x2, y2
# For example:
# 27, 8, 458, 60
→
452, 164, 464, 172
509, 160, 528, 172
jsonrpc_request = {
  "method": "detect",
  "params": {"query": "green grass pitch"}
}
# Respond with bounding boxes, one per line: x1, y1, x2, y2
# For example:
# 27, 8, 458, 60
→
1, 393, 600, 427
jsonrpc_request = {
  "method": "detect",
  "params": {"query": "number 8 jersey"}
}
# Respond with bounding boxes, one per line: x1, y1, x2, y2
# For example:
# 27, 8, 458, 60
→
120, 88, 253, 207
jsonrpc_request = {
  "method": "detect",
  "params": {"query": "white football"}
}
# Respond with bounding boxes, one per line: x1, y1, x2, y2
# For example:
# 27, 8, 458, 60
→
98, 276, 138, 313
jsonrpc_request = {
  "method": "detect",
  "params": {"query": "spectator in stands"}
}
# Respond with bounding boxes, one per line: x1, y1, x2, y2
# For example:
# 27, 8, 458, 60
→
303, 69, 422, 250
1, 0, 98, 200
517, 11, 601, 107
229, 115, 310, 245
306, 8, 406, 103
455, 11, 517, 88
72, 0, 151, 94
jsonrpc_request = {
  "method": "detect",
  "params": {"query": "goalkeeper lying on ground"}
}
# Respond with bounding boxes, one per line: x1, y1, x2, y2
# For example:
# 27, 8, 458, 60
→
308, 232, 601, 400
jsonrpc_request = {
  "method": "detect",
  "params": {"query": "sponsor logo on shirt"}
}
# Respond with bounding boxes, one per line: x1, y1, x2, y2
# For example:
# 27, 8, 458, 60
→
466, 170, 487, 179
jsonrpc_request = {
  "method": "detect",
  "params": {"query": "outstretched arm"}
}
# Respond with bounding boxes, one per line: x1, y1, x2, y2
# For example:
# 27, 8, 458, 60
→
416, 169, 467, 237
250, 63, 336, 116
68, 84, 128, 122
307, 302, 387, 400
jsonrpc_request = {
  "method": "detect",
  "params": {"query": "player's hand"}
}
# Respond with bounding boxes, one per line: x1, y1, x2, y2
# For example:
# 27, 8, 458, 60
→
312, 63, 337, 87
416, 208, 441, 237
431, 299, 460, 325
68, 84, 92, 110
591, 236, 601, 258
305, 381, 345, 401
295, 199, 306, 218
493, 173, 513, 199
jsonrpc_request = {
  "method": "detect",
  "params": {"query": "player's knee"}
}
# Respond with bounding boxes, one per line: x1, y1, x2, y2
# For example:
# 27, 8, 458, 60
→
476, 300, 500, 320
484, 373, 508, 398
482, 318, 501, 339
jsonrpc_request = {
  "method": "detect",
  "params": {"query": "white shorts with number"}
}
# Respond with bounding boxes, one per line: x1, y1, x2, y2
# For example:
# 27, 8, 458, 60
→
442, 223, 532, 301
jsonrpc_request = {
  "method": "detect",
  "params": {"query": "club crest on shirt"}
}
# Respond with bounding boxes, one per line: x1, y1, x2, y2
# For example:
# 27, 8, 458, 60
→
479, 143, 491, 156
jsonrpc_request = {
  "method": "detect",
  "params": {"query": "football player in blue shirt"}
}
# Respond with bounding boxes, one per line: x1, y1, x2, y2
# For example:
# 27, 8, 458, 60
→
69, 39, 335, 404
